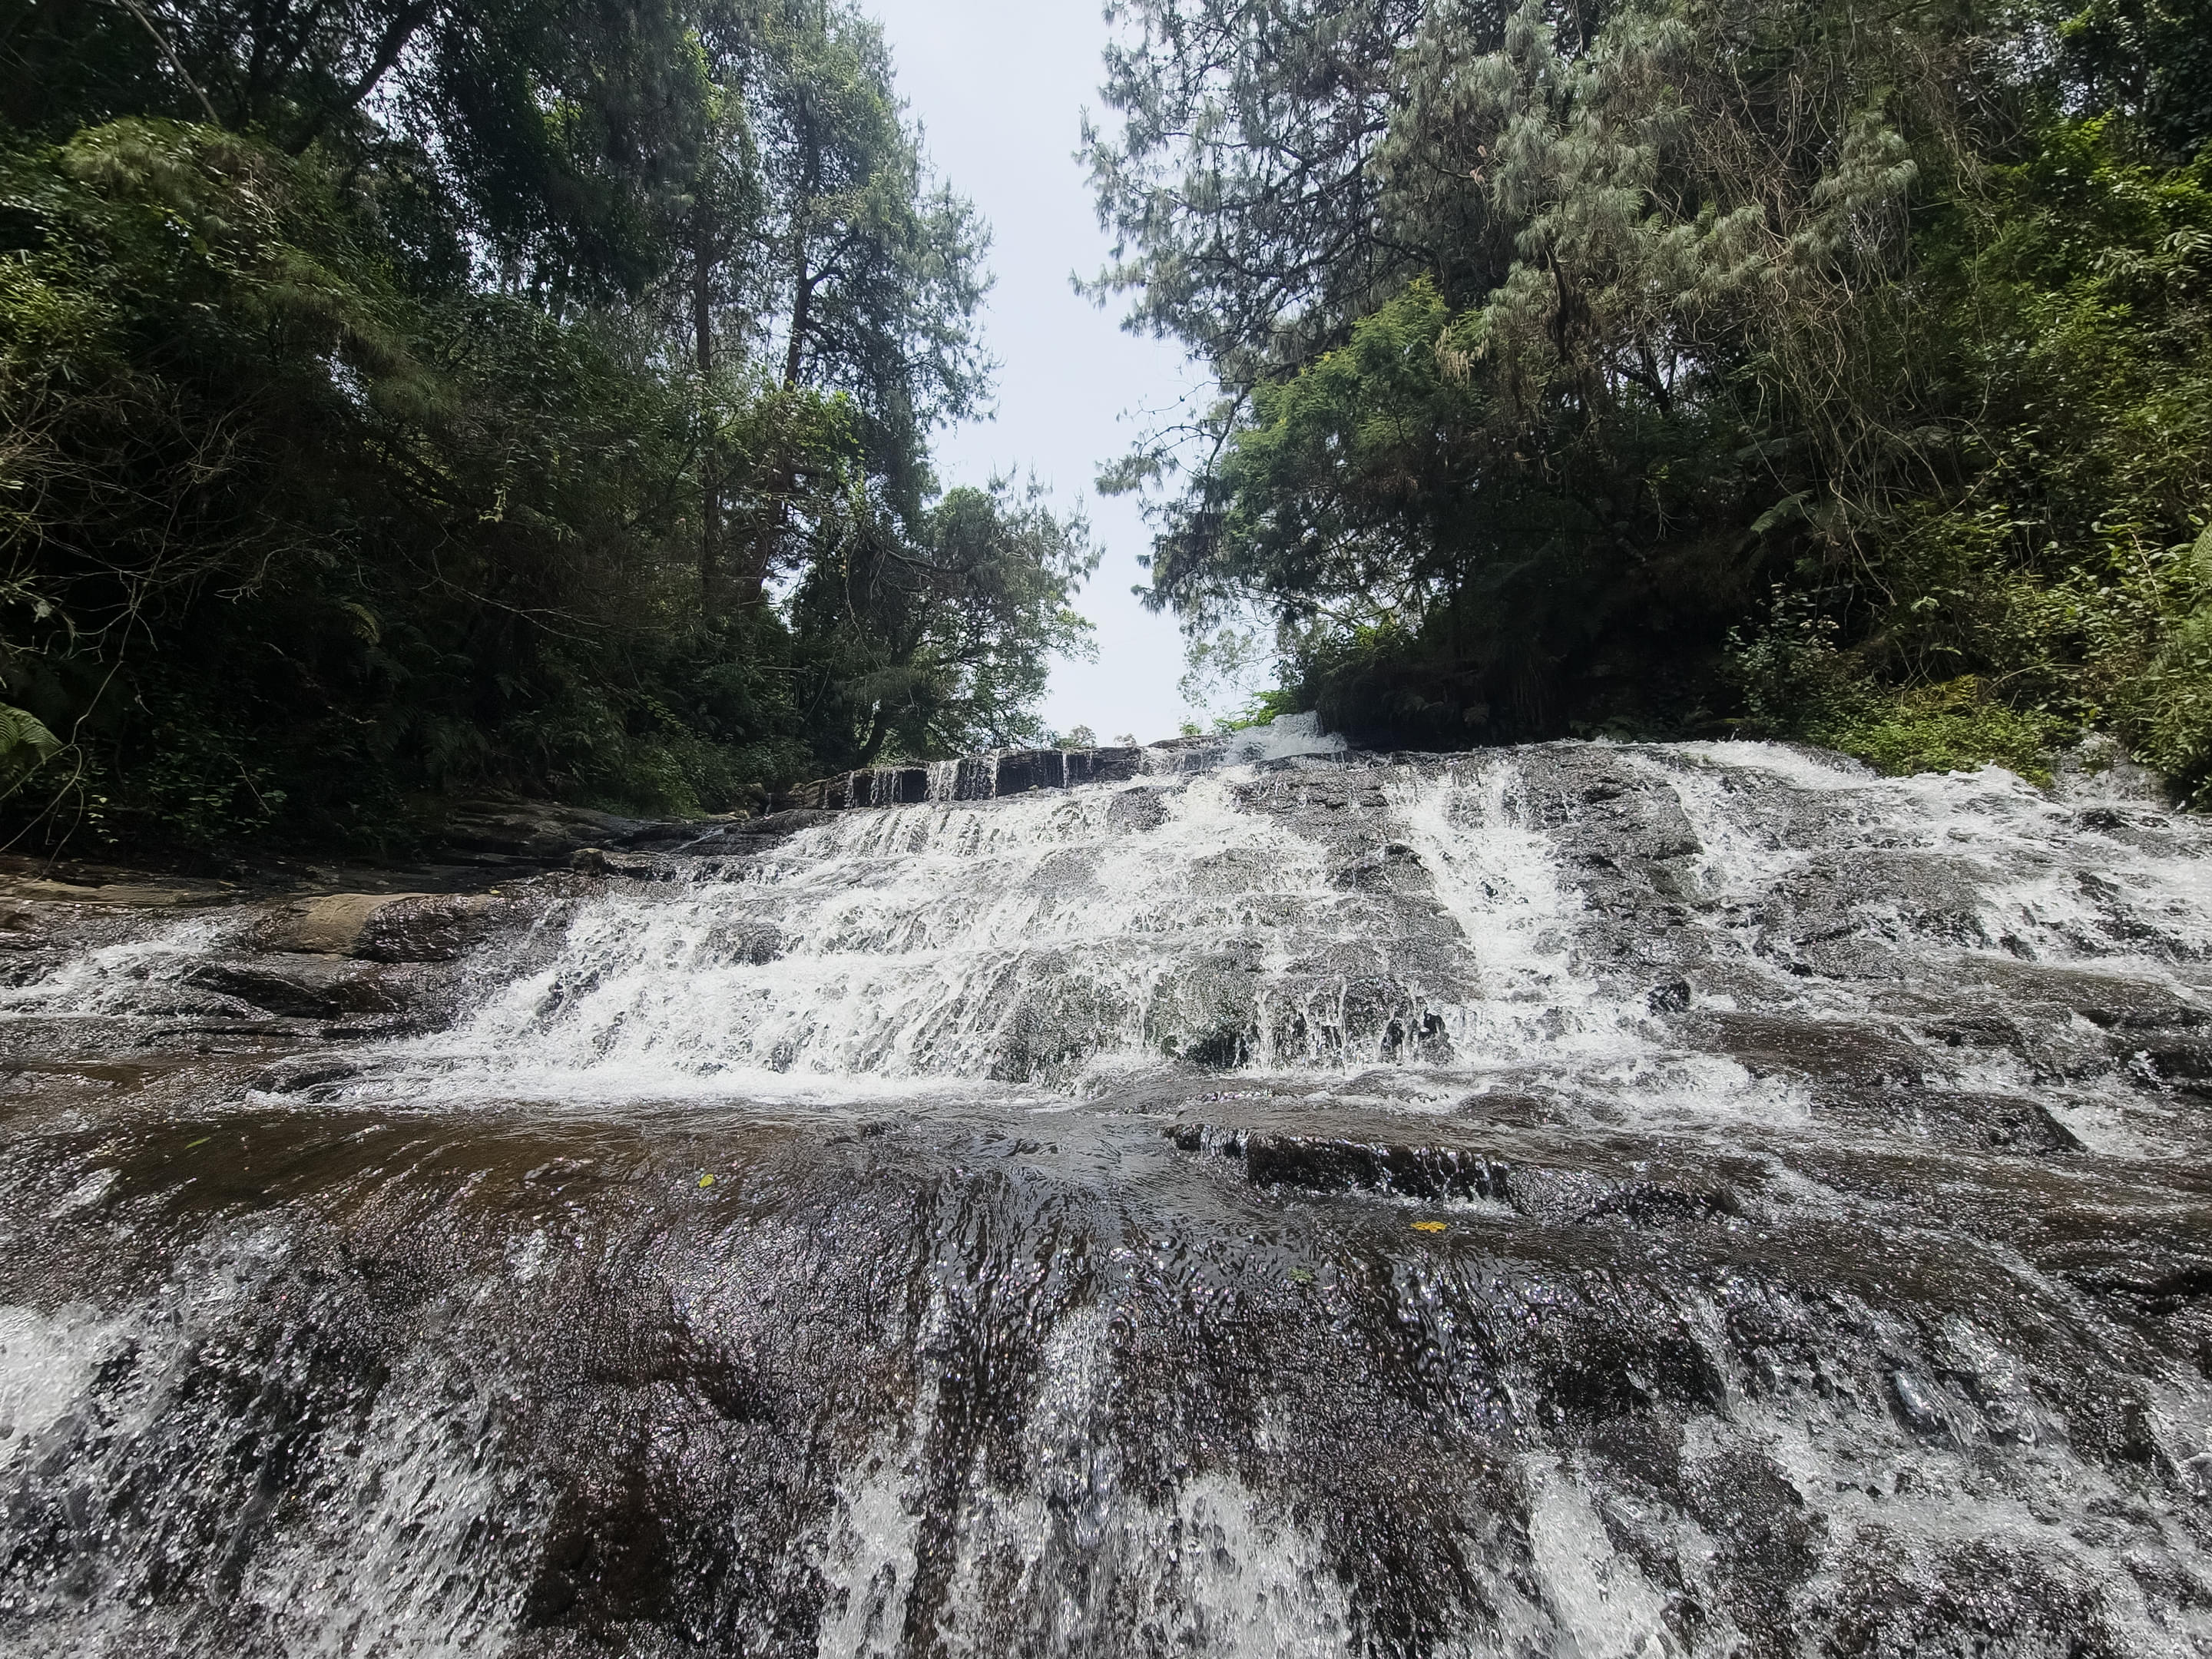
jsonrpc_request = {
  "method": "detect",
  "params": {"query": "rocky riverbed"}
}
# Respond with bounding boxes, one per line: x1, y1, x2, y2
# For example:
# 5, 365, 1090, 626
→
5, 732, 2212, 1657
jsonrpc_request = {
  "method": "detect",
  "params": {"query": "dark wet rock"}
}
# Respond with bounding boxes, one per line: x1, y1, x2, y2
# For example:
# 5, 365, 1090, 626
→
5, 736, 2212, 1657
2127, 1036, 2212, 1091
0, 947, 66, 987
777, 744, 1148, 810
1, 1065, 2204, 1657
1919, 1011, 2024, 1049
1174, 1128, 1738, 1225
2066, 1389, 2163, 1465
184, 954, 422, 1020
984, 965, 1141, 1083
1829, 1538, 2136, 1659
1913, 1093, 2085, 1152
1236, 1131, 1510, 1201
1071, 746, 1144, 785
993, 747, 1070, 796
2061, 1259, 2212, 1310
1330, 841, 1429, 892
1505, 1167, 1741, 1226
363, 893, 514, 962
1141, 947, 1266, 1068
698, 918, 784, 966
442, 797, 654, 862
1889, 1366, 1959, 1438
1104, 788, 1167, 833
249, 892, 497, 962
249, 1055, 369, 1093
568, 848, 676, 880
1740, 850, 2005, 979
1970, 962, 2212, 1031
1698, 1010, 1930, 1091
1519, 752, 1704, 882
1671, 1442, 1824, 1645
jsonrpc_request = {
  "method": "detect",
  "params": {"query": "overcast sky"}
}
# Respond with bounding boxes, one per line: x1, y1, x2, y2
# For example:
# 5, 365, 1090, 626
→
865, 0, 1207, 744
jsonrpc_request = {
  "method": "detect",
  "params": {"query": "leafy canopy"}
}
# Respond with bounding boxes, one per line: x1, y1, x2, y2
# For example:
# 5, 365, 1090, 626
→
1089, 0, 2212, 793
0, 0, 1094, 853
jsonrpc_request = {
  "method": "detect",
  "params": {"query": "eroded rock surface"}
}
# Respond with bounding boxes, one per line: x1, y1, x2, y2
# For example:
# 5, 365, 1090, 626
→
3, 736, 2211, 1657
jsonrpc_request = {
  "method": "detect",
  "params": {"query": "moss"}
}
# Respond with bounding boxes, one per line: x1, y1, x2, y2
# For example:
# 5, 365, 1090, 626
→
1811, 680, 2071, 785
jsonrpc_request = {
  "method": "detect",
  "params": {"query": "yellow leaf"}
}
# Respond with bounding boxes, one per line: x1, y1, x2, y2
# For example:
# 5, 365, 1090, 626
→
697, 1174, 715, 1187
1412, 1220, 1447, 1233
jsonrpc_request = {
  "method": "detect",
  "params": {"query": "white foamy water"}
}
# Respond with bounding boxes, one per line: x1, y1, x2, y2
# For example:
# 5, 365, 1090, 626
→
0, 911, 252, 1021
360, 754, 1618, 1105
346, 737, 2208, 1121
8, 729, 2212, 1659
8, 730, 2211, 1141
0, 1304, 120, 1461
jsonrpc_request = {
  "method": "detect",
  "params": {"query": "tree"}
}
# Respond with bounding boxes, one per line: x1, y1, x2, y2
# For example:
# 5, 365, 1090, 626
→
790, 478, 1099, 767
707, 0, 993, 606
1089, 0, 2212, 785
0, 0, 1088, 853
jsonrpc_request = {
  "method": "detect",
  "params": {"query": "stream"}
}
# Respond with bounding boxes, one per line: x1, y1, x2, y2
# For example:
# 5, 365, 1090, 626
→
4, 726, 2211, 1657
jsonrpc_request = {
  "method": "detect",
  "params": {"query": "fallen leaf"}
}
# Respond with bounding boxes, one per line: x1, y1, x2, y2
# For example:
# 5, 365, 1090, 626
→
1412, 1220, 1447, 1233
697, 1174, 716, 1188
184, 1137, 211, 1149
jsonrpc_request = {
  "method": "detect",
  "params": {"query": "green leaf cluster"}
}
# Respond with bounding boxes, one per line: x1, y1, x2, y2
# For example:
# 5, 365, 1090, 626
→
1091, 0, 2212, 793
0, 1, 1090, 855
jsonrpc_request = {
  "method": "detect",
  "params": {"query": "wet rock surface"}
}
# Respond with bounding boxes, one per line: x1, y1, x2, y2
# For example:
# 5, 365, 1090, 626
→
3, 735, 2212, 1656
248, 889, 503, 960
441, 796, 659, 863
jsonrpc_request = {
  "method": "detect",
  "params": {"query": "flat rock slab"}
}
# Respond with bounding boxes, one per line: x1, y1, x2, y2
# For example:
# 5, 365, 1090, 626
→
0, 873, 232, 908
250, 892, 497, 961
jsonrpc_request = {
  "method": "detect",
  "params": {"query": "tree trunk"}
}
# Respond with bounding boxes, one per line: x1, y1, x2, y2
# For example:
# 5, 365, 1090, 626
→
737, 255, 814, 611
855, 700, 891, 767
695, 207, 720, 616
782, 263, 813, 391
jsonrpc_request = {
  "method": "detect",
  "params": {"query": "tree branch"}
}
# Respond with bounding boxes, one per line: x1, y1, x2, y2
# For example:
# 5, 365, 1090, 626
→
109, 0, 220, 125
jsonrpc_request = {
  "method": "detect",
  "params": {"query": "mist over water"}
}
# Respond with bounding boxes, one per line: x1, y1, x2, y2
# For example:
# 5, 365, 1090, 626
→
5, 730, 2212, 1656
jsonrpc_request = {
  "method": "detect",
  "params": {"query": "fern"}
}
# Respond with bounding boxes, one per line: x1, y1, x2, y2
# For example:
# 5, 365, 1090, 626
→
0, 703, 61, 773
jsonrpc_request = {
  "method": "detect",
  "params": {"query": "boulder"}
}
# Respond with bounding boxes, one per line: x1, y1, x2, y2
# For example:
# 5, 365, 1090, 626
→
186, 954, 412, 1019
442, 798, 655, 862
250, 892, 496, 962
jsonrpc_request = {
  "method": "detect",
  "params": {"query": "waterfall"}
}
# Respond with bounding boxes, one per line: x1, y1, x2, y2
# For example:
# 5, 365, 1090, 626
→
4, 727, 2211, 1657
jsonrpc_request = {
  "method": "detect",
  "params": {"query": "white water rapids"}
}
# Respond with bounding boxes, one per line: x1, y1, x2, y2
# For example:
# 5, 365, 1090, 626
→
6, 729, 2212, 1659
296, 737, 2212, 1147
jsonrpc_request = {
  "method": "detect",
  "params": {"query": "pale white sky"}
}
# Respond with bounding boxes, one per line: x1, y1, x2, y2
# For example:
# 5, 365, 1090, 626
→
866, 0, 1207, 744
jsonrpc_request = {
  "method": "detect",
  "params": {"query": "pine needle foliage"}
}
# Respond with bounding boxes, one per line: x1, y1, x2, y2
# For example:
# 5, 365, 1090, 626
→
1091, 0, 2212, 793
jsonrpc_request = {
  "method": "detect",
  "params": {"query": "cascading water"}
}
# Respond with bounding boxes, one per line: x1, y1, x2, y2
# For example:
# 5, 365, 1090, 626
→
4, 729, 2212, 1657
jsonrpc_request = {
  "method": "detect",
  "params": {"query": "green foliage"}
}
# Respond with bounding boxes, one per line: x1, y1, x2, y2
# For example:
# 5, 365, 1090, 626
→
0, 0, 1084, 856
1210, 689, 1300, 733
788, 477, 1098, 767
1093, 0, 2212, 796
1731, 601, 2071, 777
1729, 121, 2212, 791
1144, 271, 1753, 740
1823, 685, 2071, 784
0, 700, 59, 791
